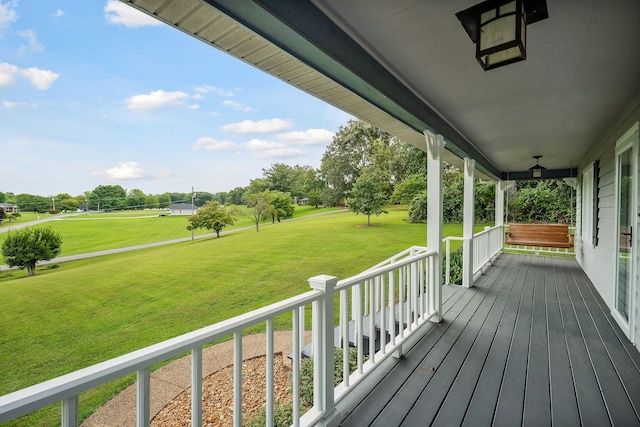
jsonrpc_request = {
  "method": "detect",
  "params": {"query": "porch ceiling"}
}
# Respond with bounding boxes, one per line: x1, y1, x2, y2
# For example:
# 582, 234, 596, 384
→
122, 0, 640, 180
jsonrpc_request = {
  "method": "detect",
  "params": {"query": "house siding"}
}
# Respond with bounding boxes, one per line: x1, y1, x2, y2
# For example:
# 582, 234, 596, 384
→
576, 91, 640, 347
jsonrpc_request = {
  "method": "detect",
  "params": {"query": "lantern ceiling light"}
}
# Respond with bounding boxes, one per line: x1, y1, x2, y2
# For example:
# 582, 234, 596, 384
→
529, 155, 546, 178
456, 0, 549, 71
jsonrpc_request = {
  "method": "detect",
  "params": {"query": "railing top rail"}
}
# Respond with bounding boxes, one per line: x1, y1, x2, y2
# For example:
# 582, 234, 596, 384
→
364, 245, 428, 271
0, 289, 321, 421
337, 249, 437, 290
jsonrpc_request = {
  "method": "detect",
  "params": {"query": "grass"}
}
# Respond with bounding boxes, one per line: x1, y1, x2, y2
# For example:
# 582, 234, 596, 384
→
0, 207, 487, 425
0, 206, 341, 262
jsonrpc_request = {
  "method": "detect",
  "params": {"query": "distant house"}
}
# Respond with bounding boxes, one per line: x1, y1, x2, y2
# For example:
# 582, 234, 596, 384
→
170, 203, 197, 216
0, 203, 18, 213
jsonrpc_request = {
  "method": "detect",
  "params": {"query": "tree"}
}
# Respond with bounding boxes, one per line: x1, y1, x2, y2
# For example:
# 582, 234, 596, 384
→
320, 120, 393, 203
0, 209, 5, 223
346, 169, 388, 225
15, 193, 50, 213
271, 191, 295, 223
1, 227, 62, 276
89, 185, 126, 210
242, 190, 275, 231
227, 187, 246, 205
145, 194, 159, 209
407, 191, 427, 223
55, 193, 79, 212
126, 189, 146, 210
391, 174, 427, 205
158, 193, 172, 209
307, 189, 323, 208
186, 201, 236, 238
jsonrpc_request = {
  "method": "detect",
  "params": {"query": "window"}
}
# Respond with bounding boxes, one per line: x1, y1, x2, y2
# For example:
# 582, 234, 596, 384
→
582, 161, 599, 246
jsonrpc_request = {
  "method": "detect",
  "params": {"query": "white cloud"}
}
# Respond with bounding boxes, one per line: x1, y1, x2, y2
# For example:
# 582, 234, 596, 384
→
53, 9, 64, 18
126, 90, 188, 111
187, 104, 200, 110
0, 1, 18, 33
222, 118, 293, 134
275, 128, 334, 145
222, 99, 255, 112
17, 29, 44, 56
100, 162, 147, 180
193, 137, 238, 152
195, 84, 233, 97
3, 101, 36, 108
0, 63, 59, 89
0, 62, 18, 87
20, 66, 59, 89
104, 0, 162, 28
245, 139, 303, 159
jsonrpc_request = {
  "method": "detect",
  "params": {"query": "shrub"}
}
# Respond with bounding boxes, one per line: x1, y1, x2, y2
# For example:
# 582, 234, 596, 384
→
443, 247, 463, 285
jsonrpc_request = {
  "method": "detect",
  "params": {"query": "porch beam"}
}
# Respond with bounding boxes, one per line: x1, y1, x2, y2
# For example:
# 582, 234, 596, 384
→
463, 158, 475, 288
501, 168, 578, 180
426, 131, 444, 322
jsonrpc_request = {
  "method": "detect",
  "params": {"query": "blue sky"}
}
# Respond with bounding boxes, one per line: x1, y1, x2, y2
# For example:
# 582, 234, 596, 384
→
0, 1, 352, 197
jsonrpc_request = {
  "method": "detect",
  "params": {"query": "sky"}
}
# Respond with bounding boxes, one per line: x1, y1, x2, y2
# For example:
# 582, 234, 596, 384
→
0, 1, 353, 197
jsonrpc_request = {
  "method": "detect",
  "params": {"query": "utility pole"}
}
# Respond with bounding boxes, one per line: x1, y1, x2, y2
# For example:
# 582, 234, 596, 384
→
51, 197, 55, 211
191, 186, 195, 241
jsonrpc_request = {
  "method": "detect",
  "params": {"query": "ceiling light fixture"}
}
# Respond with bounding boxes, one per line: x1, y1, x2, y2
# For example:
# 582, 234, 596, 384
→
529, 155, 546, 178
456, 0, 549, 71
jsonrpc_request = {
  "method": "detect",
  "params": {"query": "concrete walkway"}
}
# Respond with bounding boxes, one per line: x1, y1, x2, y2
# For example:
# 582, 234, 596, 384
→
81, 330, 311, 426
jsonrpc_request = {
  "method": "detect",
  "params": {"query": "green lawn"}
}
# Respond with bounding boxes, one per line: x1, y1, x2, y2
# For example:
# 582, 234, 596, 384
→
0, 206, 341, 262
0, 207, 487, 425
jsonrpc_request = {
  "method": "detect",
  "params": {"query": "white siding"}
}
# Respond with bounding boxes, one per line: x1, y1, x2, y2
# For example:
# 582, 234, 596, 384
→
577, 92, 640, 331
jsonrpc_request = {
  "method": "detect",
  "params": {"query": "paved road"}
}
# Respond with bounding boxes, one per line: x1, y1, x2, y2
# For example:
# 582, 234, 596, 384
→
0, 209, 347, 272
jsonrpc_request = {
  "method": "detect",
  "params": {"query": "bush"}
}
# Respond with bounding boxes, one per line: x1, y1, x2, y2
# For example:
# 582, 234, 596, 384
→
48, 209, 60, 215
443, 247, 463, 285
248, 347, 365, 426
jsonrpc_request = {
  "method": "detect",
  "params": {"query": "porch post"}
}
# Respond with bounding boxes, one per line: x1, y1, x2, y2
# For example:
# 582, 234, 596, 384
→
495, 181, 505, 227
463, 158, 475, 288
425, 130, 444, 322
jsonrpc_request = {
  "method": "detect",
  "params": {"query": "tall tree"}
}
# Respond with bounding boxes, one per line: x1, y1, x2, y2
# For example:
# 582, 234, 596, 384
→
241, 190, 275, 231
320, 120, 393, 203
89, 185, 126, 210
227, 187, 246, 205
1, 227, 62, 276
186, 201, 236, 238
271, 191, 295, 223
346, 168, 388, 226
125, 189, 146, 210
54, 193, 79, 212
158, 193, 172, 209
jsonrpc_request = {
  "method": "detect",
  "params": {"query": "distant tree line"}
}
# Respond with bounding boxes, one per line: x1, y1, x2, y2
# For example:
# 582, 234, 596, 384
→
0, 119, 575, 224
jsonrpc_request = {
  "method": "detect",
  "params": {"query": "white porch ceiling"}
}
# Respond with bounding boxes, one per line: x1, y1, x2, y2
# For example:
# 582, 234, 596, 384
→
122, 0, 640, 180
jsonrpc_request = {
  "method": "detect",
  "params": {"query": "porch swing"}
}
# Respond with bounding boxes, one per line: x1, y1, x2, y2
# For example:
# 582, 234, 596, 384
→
503, 174, 575, 253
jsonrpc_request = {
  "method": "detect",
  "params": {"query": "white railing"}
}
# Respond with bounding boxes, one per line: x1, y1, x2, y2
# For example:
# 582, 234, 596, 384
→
443, 225, 504, 285
0, 248, 440, 427
473, 225, 503, 274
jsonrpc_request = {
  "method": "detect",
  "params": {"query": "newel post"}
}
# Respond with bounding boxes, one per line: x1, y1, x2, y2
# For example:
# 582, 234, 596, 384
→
308, 274, 338, 421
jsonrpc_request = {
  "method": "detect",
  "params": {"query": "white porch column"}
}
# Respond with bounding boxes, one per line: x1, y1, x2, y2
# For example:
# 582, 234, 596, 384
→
495, 181, 505, 227
425, 130, 444, 322
463, 158, 475, 288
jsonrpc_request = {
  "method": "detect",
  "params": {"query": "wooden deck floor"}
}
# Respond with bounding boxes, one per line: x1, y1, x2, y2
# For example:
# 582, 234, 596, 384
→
336, 253, 640, 426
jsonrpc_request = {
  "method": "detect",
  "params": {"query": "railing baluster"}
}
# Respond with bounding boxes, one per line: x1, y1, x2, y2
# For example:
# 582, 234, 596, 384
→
340, 289, 350, 385
137, 368, 150, 427
389, 269, 396, 347
61, 396, 78, 427
266, 319, 274, 427
369, 278, 375, 361
233, 331, 242, 427
355, 282, 363, 374
292, 308, 301, 427
191, 347, 203, 427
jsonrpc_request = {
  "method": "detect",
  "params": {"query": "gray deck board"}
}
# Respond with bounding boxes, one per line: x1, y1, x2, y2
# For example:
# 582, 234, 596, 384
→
335, 254, 640, 427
